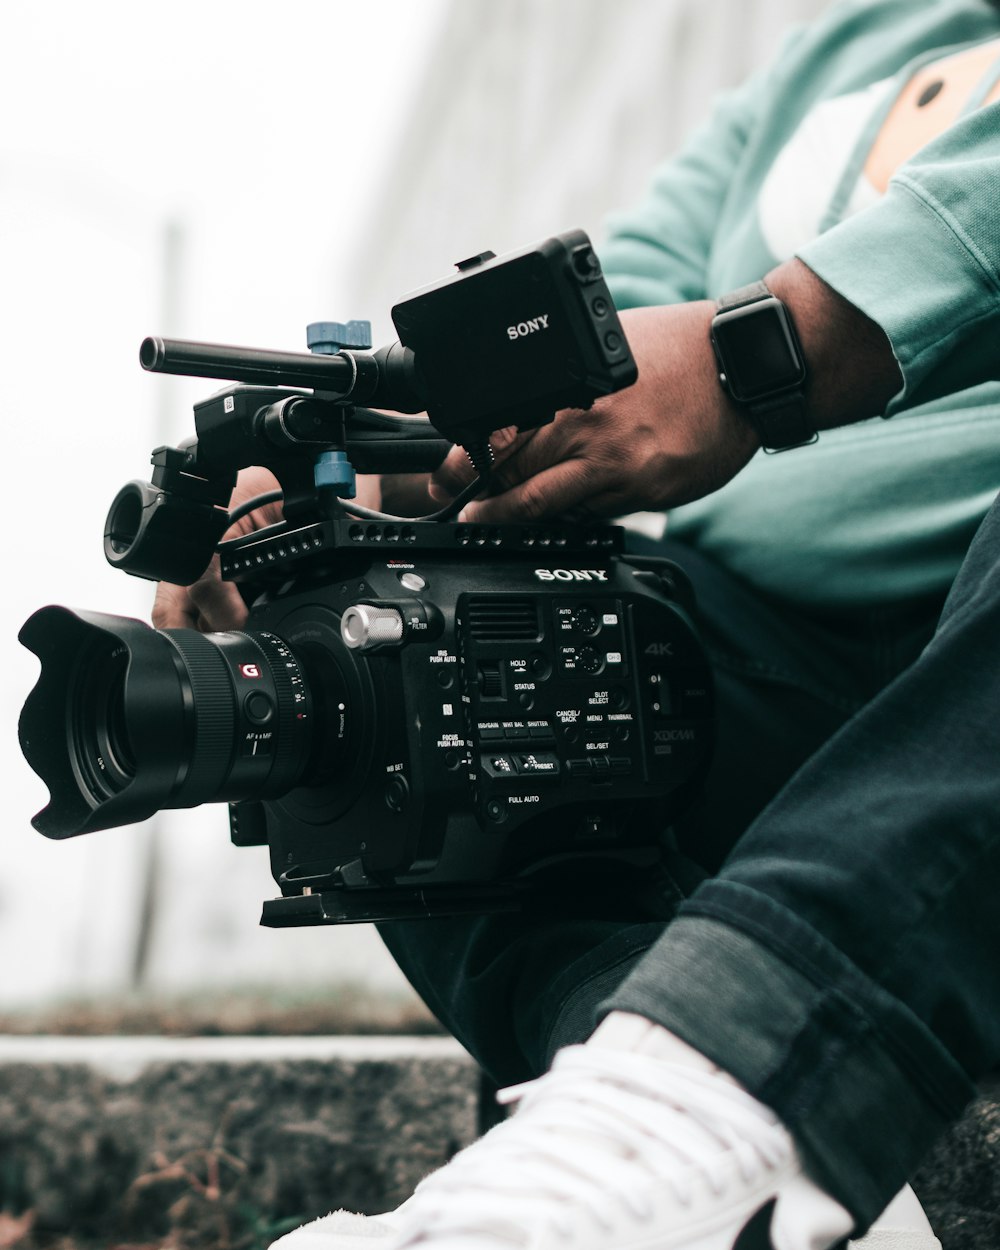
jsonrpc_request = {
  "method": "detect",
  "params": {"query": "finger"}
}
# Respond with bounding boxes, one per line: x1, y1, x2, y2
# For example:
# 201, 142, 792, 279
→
185, 555, 249, 631
459, 457, 606, 525
153, 469, 281, 634
223, 467, 284, 537
152, 582, 200, 630
428, 444, 476, 501
430, 426, 532, 501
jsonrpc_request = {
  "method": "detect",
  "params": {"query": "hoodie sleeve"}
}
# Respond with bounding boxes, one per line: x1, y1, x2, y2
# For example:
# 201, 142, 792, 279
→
596, 52, 786, 309
797, 102, 1000, 414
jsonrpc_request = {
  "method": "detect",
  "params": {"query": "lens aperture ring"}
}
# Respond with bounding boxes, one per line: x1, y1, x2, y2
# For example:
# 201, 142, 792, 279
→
247, 630, 312, 795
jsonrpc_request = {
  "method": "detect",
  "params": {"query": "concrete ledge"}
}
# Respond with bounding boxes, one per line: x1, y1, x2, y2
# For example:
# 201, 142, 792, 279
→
0, 1039, 996, 1248
914, 1077, 1000, 1250
0, 1036, 480, 1245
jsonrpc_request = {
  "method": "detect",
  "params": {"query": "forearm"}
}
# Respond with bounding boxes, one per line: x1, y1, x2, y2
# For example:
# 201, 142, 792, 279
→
765, 258, 903, 433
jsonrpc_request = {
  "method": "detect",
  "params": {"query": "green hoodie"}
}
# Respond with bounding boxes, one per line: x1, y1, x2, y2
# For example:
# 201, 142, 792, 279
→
601, 0, 1000, 610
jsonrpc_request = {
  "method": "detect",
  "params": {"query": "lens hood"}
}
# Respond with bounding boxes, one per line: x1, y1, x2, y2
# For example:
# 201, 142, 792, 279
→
20, 605, 318, 841
18, 606, 191, 838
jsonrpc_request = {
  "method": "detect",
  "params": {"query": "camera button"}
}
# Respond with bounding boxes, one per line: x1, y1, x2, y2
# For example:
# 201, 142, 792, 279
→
385, 774, 410, 812
529, 653, 551, 679
572, 245, 601, 281
342, 604, 405, 650
244, 692, 274, 724
483, 753, 517, 778
515, 752, 559, 777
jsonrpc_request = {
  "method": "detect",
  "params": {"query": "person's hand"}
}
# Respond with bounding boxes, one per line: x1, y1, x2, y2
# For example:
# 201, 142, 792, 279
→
429, 259, 903, 525
429, 301, 760, 524
152, 467, 381, 631
152, 466, 284, 631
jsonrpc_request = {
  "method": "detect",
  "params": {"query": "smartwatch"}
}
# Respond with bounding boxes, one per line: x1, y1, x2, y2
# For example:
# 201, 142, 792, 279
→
710, 281, 816, 452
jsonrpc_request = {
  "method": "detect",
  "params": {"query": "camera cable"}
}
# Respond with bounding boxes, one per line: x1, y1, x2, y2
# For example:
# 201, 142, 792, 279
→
223, 472, 487, 531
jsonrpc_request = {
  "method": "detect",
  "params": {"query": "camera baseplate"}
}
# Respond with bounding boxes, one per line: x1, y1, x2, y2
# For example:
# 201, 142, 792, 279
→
260, 882, 524, 926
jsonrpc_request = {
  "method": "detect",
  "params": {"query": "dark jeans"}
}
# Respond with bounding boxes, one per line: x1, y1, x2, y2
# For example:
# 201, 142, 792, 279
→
379, 497, 1000, 1229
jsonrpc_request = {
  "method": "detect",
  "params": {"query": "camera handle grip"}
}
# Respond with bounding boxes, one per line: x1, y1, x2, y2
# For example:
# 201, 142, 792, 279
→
345, 408, 451, 475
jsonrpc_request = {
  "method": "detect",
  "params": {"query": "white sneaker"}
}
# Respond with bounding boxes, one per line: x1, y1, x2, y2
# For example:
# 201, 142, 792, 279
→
271, 1022, 942, 1250
269, 1206, 402, 1247
847, 1185, 941, 1249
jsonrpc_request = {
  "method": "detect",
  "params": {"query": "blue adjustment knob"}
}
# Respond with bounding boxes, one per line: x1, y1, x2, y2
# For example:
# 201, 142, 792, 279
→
307, 320, 372, 355
314, 450, 357, 499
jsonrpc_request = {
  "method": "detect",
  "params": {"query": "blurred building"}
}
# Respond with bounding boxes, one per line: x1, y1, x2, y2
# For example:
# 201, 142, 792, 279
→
341, 0, 830, 343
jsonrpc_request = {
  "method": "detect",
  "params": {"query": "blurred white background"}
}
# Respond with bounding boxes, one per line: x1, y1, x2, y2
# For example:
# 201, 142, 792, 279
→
3, 0, 827, 1014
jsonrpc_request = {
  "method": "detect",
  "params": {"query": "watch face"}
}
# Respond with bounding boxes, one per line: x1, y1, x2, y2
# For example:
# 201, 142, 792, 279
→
712, 299, 805, 402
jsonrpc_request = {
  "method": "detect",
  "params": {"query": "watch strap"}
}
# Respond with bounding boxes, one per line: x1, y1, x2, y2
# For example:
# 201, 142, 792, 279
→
715, 280, 772, 313
747, 391, 816, 452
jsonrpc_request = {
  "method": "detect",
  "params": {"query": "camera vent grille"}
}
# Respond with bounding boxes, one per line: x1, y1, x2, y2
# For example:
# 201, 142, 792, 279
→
465, 597, 539, 642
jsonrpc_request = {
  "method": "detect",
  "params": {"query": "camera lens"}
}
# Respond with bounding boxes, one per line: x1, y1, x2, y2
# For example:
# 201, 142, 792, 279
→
19, 606, 353, 839
72, 640, 135, 802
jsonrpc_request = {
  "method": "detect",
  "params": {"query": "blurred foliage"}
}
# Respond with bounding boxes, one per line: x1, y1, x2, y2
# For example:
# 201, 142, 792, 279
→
0, 985, 449, 1246
2, 1148, 306, 1249
0, 1121, 302, 1249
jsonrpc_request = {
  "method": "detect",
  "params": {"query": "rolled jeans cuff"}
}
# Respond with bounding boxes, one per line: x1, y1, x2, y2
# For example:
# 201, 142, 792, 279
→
598, 885, 976, 1226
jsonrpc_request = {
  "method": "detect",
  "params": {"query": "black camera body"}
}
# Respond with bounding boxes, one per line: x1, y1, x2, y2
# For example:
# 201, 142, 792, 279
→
223, 522, 712, 924
19, 230, 715, 925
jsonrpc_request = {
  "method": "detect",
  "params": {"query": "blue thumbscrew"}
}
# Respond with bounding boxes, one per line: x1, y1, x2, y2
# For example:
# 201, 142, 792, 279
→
306, 320, 373, 499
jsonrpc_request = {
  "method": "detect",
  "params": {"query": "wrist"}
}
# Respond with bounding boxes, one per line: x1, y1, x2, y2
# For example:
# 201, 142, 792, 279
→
762, 259, 902, 432
710, 282, 813, 452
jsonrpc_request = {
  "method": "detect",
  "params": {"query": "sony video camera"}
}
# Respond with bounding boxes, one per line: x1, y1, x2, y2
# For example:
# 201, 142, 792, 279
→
18, 230, 714, 925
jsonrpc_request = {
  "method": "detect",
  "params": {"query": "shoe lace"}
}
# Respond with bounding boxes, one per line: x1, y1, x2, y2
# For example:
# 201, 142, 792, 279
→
392, 1043, 793, 1247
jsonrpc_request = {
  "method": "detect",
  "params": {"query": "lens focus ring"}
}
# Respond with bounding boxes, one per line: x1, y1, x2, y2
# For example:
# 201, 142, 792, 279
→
163, 628, 312, 807
164, 630, 242, 804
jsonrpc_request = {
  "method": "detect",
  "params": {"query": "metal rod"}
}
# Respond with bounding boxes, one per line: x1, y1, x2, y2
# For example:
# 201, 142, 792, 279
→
140, 335, 358, 393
